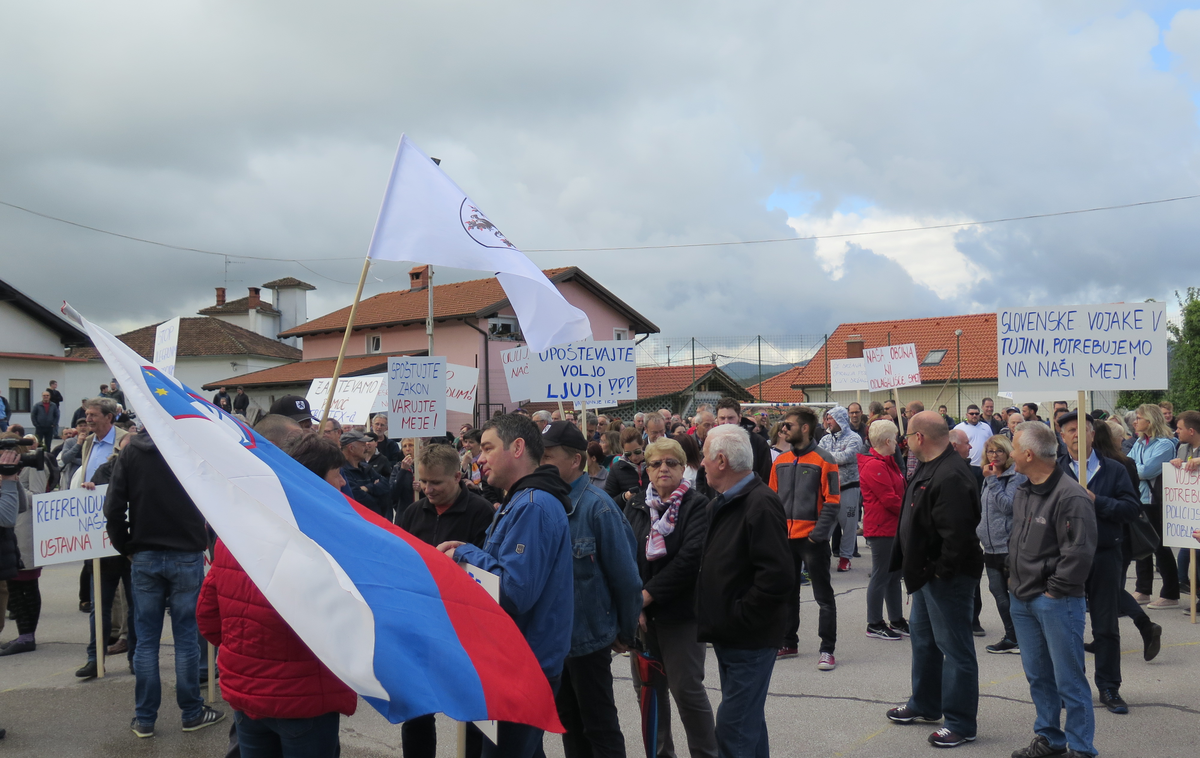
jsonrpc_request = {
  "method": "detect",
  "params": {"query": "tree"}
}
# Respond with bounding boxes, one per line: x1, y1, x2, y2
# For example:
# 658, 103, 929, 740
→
1117, 289, 1200, 413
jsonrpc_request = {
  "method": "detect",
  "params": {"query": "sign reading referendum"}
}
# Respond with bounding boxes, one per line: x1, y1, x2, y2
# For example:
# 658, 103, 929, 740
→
307, 375, 386, 426
863, 344, 921, 391
388, 357, 447, 435
529, 341, 637, 405
830, 357, 869, 392
32, 485, 118, 566
997, 303, 1168, 392
1161, 463, 1200, 549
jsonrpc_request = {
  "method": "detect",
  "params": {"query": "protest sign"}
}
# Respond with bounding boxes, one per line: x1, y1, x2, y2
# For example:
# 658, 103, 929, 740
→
500, 345, 532, 403
1161, 463, 1200, 549
863, 344, 921, 391
306, 375, 386, 426
445, 364, 480, 413
463, 562, 500, 743
32, 485, 118, 566
388, 357, 447, 435
997, 303, 1168, 392
528, 341, 637, 405
830, 357, 869, 392
153, 317, 180, 378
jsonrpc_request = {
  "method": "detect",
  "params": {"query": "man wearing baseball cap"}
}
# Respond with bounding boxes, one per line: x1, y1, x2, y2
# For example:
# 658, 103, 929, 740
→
540, 421, 642, 758
339, 430, 390, 518
268, 395, 315, 430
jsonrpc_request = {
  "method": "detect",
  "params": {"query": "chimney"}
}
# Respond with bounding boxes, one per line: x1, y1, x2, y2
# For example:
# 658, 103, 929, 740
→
845, 334, 864, 359
248, 287, 261, 309
409, 265, 429, 292
215, 287, 226, 306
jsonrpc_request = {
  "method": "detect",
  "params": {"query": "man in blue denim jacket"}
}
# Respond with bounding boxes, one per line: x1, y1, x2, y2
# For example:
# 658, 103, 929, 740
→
439, 414, 573, 758
540, 421, 642, 758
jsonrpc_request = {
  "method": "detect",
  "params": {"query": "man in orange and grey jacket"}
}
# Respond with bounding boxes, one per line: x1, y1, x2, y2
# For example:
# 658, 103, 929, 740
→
769, 405, 841, 670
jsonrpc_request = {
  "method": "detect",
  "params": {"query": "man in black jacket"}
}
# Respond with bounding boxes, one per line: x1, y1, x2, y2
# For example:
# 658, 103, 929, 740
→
716, 398, 773, 484
695, 424, 792, 758
1057, 412, 1142, 716
105, 430, 224, 737
398, 443, 494, 758
885, 412, 983, 749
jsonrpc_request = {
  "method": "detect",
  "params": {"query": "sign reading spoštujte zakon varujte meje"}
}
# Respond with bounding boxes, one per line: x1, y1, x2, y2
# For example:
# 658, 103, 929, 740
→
387, 357, 447, 435
527, 341, 637, 405
996, 303, 1168, 392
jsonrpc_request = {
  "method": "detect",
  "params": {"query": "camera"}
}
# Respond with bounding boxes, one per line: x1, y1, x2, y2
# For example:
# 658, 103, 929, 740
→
0, 436, 45, 476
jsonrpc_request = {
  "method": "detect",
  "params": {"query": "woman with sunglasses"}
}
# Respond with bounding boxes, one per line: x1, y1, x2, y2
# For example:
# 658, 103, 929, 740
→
769, 421, 791, 462
623, 437, 717, 758
605, 427, 648, 504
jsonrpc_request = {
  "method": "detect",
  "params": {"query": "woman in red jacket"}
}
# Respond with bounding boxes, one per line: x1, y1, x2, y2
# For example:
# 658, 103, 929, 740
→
858, 418, 907, 641
197, 434, 356, 757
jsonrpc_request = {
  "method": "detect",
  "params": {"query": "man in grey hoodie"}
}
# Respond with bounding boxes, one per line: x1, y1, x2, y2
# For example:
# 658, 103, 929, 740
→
820, 405, 864, 572
1007, 421, 1098, 758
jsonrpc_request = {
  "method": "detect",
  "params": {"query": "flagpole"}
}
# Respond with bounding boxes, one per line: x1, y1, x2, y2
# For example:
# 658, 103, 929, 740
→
320, 256, 373, 428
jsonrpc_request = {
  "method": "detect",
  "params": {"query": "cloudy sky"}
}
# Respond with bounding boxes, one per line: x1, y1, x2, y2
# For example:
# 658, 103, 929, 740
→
2, 1, 1199, 342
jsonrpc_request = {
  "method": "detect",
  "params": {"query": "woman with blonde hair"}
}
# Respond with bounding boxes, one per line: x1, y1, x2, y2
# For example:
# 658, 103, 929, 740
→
1131, 403, 1181, 608
978, 435, 1026, 654
858, 419, 907, 640
623, 437, 716, 758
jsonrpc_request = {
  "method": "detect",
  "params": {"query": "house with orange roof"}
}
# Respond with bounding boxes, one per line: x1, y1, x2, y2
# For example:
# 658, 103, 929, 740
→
203, 266, 659, 426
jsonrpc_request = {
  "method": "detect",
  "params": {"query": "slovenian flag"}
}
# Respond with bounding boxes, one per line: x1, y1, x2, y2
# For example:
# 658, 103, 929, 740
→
66, 304, 561, 732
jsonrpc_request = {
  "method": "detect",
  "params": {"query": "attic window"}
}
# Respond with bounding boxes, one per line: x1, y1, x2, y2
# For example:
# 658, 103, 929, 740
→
488, 316, 522, 341
921, 349, 947, 366
366, 334, 382, 354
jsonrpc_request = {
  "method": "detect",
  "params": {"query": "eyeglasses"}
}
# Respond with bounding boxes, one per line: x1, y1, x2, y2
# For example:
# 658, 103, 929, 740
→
625, 449, 643, 457
904, 431, 921, 438
780, 422, 795, 430
986, 450, 1006, 456
647, 459, 683, 469
967, 412, 980, 417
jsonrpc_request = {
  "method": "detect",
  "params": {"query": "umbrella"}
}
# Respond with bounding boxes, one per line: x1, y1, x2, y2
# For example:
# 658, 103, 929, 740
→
632, 640, 669, 758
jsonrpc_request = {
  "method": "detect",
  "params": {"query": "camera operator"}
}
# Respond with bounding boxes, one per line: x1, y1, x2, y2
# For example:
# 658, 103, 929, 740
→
0, 433, 41, 657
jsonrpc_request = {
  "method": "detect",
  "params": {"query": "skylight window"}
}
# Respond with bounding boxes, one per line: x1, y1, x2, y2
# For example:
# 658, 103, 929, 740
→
921, 349, 947, 366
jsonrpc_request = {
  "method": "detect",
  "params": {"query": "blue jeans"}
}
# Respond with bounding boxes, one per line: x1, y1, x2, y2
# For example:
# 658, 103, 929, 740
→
907, 574, 979, 738
235, 710, 341, 757
1009, 594, 1095, 757
712, 645, 776, 758
130, 550, 205, 725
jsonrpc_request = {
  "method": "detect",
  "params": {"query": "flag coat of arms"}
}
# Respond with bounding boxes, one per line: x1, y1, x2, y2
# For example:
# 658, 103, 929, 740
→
67, 305, 561, 732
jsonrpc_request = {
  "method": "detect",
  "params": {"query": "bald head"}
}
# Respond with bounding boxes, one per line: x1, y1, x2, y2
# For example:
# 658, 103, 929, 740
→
909, 410, 951, 462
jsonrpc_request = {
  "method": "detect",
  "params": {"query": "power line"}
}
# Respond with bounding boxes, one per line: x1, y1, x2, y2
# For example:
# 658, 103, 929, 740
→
523, 193, 1200, 253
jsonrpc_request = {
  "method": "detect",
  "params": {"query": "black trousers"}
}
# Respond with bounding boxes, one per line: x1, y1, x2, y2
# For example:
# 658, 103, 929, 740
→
556, 646, 625, 758
79, 562, 91, 604
87, 557, 135, 663
1087, 547, 1123, 691
786, 538, 836, 653
7, 578, 41, 636
1135, 502, 1179, 599
402, 714, 482, 758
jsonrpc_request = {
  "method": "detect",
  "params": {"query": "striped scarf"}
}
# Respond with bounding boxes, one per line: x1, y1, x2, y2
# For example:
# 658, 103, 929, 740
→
645, 478, 689, 561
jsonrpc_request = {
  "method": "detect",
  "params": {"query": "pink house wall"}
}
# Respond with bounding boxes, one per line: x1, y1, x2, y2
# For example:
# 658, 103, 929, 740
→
298, 279, 644, 422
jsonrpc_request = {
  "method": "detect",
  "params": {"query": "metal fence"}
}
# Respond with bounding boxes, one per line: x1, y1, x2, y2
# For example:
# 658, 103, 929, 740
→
634, 334, 829, 399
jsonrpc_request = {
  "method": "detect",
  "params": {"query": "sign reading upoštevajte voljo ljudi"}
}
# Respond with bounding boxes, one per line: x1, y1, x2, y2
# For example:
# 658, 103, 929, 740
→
527, 341, 637, 405
500, 346, 533, 404
33, 485, 118, 566
387, 357, 447, 435
1161, 463, 1200, 550
863, 344, 921, 392
996, 303, 1168, 392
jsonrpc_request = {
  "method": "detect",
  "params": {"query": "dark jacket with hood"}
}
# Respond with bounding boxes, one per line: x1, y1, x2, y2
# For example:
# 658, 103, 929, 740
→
105, 431, 207, 555
451, 465, 574, 677
739, 417, 775, 484
696, 475, 794, 649
399, 483, 494, 550
624, 486, 710, 624
605, 455, 645, 504
891, 445, 984, 593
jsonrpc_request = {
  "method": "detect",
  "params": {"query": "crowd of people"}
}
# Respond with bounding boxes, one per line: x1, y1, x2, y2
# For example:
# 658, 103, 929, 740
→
2, 380, 1199, 758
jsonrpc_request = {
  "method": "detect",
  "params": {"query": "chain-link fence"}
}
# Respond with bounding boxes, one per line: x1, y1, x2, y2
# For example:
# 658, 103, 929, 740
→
634, 334, 829, 400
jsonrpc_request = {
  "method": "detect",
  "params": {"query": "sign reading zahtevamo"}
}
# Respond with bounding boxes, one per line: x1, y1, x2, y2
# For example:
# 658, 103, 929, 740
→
997, 303, 1168, 392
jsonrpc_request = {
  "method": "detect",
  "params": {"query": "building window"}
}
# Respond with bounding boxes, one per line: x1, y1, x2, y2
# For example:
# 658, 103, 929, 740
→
921, 349, 947, 366
488, 316, 522, 341
613, 328, 629, 341
366, 334, 382, 354
8, 379, 30, 413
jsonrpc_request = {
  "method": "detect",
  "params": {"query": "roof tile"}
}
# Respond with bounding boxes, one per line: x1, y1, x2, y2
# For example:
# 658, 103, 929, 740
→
68, 317, 302, 362
201, 355, 392, 390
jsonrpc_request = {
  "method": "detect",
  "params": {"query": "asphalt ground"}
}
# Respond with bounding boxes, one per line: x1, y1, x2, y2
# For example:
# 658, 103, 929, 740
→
2, 546, 1198, 757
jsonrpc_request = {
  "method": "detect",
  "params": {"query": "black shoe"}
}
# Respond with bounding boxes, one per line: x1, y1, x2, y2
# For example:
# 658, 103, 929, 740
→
1082, 640, 1095, 654
130, 719, 154, 739
929, 728, 975, 748
0, 640, 35, 656
182, 705, 225, 732
986, 638, 1020, 654
1099, 687, 1129, 714
890, 618, 911, 637
971, 622, 986, 637
1142, 622, 1162, 661
1011, 735, 1067, 757
75, 661, 98, 679
886, 705, 941, 724
79, 601, 92, 613
867, 623, 903, 640
0, 727, 6, 739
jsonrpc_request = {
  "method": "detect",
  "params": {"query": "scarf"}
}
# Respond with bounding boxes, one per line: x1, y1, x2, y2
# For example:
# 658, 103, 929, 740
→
645, 477, 689, 561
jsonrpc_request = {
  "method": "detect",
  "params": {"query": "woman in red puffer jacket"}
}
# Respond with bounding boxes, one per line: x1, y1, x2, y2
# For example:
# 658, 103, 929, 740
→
857, 418, 907, 641
197, 435, 357, 757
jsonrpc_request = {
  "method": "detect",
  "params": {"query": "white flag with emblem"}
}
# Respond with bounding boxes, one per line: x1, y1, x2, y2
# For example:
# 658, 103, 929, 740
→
366, 135, 593, 352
